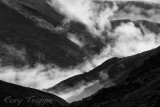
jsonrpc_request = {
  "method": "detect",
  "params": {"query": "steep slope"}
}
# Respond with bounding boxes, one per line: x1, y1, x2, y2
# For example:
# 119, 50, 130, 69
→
68, 45, 160, 106
0, 0, 104, 68
0, 80, 68, 107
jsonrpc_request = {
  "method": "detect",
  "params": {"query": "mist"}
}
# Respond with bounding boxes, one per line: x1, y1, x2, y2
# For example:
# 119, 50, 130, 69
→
0, 64, 82, 89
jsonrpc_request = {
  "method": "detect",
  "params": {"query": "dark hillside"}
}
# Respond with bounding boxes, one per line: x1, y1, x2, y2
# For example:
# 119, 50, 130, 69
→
0, 80, 68, 107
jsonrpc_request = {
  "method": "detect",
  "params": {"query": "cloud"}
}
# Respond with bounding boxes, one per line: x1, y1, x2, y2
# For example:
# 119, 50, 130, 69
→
88, 21, 160, 67
114, 0, 160, 3
110, 22, 160, 56
112, 2, 160, 23
55, 81, 99, 100
49, 0, 118, 35
48, 0, 160, 34
67, 33, 84, 48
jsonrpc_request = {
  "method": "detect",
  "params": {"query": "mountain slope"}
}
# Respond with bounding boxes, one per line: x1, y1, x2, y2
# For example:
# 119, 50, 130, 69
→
68, 45, 160, 106
0, 80, 68, 107
0, 0, 81, 68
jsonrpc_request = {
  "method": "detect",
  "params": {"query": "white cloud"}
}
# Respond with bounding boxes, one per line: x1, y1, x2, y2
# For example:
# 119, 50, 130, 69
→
67, 33, 84, 47
110, 22, 160, 56
49, 0, 118, 35
56, 81, 98, 100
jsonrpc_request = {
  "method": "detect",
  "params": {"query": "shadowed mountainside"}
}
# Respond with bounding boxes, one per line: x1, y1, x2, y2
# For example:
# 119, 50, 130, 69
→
67, 45, 160, 107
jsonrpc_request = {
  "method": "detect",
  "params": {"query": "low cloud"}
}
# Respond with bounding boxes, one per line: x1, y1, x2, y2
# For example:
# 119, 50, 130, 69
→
0, 64, 82, 89
67, 33, 84, 48
56, 81, 98, 100
110, 22, 160, 56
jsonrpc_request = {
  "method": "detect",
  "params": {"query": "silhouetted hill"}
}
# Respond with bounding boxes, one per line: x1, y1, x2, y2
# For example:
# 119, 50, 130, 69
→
0, 80, 68, 107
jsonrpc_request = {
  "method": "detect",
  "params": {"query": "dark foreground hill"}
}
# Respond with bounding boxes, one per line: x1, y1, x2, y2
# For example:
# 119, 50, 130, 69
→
0, 80, 68, 107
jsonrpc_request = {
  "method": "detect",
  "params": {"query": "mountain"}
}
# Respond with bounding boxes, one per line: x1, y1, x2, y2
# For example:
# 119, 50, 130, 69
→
0, 80, 68, 107
45, 19, 160, 102
0, 0, 160, 106
67, 44, 160, 106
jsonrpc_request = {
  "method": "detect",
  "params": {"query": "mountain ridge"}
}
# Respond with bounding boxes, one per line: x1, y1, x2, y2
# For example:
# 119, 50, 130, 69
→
46, 45, 160, 102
